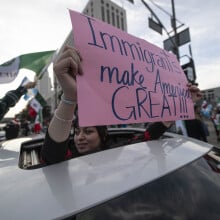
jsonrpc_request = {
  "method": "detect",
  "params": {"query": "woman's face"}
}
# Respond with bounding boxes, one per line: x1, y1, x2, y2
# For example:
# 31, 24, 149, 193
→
74, 126, 101, 154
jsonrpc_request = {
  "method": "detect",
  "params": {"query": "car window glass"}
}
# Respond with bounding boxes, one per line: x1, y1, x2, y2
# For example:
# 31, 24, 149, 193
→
75, 157, 220, 220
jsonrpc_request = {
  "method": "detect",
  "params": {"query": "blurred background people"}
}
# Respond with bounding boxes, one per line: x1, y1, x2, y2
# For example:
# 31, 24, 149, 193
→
4, 119, 20, 140
185, 104, 208, 142
0, 81, 36, 121
213, 104, 220, 142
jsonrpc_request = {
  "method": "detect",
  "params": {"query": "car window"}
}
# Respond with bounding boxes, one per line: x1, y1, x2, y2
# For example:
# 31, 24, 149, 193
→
74, 156, 220, 220
19, 128, 150, 169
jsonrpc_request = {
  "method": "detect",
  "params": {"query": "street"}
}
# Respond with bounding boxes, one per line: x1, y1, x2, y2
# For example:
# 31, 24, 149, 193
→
205, 118, 220, 148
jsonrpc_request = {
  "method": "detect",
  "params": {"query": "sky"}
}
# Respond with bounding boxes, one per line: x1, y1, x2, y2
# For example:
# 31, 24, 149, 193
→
1, 0, 220, 118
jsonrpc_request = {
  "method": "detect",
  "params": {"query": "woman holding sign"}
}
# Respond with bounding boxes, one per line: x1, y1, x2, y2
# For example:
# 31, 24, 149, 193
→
41, 46, 202, 164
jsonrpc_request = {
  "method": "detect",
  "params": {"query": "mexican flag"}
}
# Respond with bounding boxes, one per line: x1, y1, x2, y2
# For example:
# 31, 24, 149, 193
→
0, 50, 55, 84
33, 107, 43, 134
29, 91, 47, 116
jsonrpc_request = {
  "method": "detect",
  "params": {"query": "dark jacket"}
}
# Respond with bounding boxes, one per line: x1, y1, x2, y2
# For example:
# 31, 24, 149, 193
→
4, 122, 20, 140
185, 119, 208, 142
0, 86, 27, 121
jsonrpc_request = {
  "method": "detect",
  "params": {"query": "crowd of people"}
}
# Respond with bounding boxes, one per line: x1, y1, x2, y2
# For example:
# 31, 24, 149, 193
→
2, 118, 45, 140
183, 100, 220, 143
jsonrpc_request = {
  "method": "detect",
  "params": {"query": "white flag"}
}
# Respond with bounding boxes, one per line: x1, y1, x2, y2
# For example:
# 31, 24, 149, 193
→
0, 57, 20, 83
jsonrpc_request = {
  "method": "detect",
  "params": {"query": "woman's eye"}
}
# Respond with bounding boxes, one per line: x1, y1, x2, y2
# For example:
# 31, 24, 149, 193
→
85, 129, 93, 134
75, 129, 80, 135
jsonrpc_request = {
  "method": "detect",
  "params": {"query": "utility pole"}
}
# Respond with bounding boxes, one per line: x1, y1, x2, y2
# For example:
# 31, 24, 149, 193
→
141, 0, 196, 83
171, 0, 180, 61
141, 0, 180, 60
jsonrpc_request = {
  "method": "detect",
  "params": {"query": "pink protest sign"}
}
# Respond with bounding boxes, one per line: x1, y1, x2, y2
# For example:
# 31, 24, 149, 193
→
69, 9, 194, 126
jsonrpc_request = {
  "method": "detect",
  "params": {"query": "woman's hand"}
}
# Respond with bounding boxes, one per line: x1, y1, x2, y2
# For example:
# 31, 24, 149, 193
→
24, 81, 36, 89
53, 45, 83, 101
187, 83, 202, 103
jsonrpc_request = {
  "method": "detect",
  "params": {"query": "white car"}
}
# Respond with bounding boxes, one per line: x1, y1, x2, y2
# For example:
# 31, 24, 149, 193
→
0, 128, 219, 220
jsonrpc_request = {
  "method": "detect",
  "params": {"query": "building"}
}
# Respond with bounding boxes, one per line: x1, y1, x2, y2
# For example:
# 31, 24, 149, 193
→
49, 0, 128, 111
36, 70, 53, 100
202, 87, 220, 105
83, 0, 127, 32
34, 62, 56, 113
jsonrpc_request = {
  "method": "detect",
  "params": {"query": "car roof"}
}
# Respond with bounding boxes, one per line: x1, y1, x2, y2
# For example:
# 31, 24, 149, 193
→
0, 131, 213, 220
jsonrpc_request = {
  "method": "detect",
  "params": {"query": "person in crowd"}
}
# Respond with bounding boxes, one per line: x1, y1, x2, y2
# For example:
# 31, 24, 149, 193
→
213, 104, 220, 141
41, 46, 202, 165
185, 104, 208, 142
34, 120, 42, 134
0, 81, 36, 121
4, 119, 20, 140
22, 119, 31, 136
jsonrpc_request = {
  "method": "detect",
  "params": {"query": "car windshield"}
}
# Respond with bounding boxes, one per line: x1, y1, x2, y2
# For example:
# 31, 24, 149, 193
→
75, 155, 220, 220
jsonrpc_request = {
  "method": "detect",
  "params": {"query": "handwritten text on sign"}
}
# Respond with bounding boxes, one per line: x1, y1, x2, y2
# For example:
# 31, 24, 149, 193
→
69, 10, 194, 126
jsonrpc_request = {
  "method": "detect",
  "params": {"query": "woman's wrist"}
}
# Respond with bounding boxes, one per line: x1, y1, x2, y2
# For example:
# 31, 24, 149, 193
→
54, 109, 74, 123
61, 94, 77, 105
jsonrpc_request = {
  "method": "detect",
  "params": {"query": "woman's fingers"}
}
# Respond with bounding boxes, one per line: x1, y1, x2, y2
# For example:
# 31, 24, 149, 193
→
54, 46, 83, 77
187, 83, 202, 102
